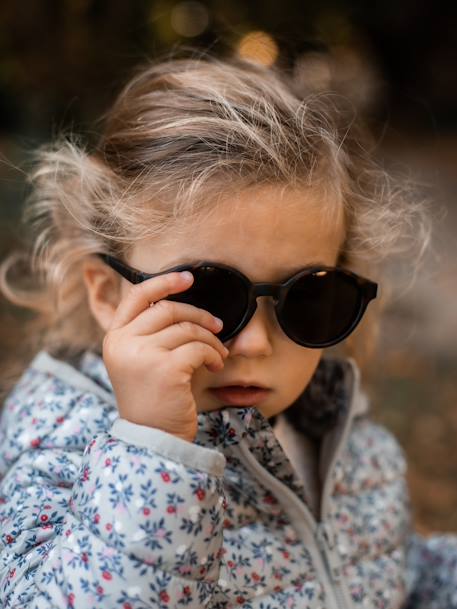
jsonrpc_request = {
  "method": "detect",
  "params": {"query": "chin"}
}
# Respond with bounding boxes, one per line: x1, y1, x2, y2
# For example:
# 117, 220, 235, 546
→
256, 404, 277, 418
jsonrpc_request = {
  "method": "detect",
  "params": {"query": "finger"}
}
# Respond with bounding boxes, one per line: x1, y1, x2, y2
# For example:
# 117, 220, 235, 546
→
169, 341, 226, 375
109, 271, 194, 331
127, 298, 224, 338
143, 319, 229, 360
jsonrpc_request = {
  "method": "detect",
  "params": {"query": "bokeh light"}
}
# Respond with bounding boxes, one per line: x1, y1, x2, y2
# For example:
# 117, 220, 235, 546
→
170, 1, 209, 38
236, 31, 279, 67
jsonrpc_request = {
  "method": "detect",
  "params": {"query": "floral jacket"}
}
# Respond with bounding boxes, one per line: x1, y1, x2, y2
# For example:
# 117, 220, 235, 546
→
0, 349, 456, 609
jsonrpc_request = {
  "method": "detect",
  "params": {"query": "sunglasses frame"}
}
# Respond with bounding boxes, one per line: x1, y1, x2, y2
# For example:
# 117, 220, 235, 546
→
96, 252, 378, 348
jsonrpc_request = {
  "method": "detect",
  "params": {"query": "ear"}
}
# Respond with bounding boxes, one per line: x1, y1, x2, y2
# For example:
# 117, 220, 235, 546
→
82, 256, 124, 332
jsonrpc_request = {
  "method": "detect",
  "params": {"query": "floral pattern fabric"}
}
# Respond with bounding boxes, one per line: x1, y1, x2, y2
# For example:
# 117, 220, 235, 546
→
0, 349, 455, 609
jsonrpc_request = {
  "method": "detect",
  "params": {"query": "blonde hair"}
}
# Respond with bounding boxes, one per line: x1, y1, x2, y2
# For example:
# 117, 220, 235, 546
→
0, 46, 436, 392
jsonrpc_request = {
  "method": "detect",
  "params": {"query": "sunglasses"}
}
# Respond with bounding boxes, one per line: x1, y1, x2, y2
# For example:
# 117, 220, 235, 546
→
96, 253, 378, 349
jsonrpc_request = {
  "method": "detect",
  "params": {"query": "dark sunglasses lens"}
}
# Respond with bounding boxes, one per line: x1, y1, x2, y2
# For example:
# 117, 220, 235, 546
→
165, 265, 247, 337
282, 270, 361, 345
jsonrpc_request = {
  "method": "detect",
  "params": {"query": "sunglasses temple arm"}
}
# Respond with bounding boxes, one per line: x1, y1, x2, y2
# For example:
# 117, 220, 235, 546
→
96, 253, 148, 284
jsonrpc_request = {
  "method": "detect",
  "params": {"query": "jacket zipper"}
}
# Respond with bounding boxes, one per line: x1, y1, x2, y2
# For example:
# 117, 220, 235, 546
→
238, 438, 352, 609
235, 358, 367, 609
315, 521, 348, 609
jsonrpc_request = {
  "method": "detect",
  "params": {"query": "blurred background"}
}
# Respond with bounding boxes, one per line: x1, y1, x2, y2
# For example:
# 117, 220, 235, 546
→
0, 1, 455, 532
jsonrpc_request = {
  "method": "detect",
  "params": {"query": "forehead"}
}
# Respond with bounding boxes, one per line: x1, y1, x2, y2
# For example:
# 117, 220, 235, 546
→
135, 184, 346, 281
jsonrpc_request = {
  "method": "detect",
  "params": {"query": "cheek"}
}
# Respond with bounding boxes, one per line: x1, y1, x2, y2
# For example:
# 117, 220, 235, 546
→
283, 342, 322, 374
279, 348, 323, 400
256, 350, 324, 418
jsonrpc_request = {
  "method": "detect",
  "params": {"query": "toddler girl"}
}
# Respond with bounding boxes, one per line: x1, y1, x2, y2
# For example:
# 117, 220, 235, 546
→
0, 49, 456, 609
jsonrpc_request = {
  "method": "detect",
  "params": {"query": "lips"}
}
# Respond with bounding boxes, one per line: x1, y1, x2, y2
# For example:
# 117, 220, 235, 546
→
211, 381, 270, 389
209, 385, 271, 406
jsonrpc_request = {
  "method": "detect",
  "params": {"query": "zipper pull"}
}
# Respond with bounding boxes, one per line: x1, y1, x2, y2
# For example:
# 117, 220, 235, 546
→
316, 522, 342, 582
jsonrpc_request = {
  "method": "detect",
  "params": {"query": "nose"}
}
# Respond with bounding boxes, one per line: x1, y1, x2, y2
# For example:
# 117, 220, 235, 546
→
223, 296, 275, 356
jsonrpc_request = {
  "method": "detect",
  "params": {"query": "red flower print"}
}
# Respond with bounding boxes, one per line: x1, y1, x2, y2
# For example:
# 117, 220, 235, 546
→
159, 590, 170, 603
6, 534, 14, 544
102, 571, 112, 580
56, 416, 64, 424
81, 553, 89, 563
143, 507, 151, 516
40, 514, 48, 522
263, 493, 276, 504
183, 586, 191, 596
105, 523, 112, 531
167, 505, 176, 513
94, 513, 100, 524
282, 551, 290, 559
252, 572, 261, 581
31, 438, 41, 448
123, 604, 132, 609
105, 458, 112, 466
228, 560, 235, 568
97, 585, 104, 595
68, 592, 75, 606
8, 568, 15, 579
236, 596, 245, 604
228, 427, 236, 437
196, 488, 206, 501
161, 472, 171, 482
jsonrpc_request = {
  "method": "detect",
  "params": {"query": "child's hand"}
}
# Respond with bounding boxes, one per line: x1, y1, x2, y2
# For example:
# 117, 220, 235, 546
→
102, 271, 228, 442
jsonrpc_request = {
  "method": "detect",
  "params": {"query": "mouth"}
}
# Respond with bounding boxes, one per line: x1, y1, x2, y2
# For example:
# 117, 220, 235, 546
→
210, 380, 270, 389
208, 385, 271, 406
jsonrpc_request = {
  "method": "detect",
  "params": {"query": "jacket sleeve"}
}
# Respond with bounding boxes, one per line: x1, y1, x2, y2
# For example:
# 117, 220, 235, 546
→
404, 532, 457, 609
0, 417, 227, 609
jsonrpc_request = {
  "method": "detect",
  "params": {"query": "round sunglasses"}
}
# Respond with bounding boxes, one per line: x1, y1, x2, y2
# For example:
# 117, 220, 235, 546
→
96, 253, 378, 349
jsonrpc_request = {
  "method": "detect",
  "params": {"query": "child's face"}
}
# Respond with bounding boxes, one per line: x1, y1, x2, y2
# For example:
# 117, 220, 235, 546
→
117, 183, 346, 419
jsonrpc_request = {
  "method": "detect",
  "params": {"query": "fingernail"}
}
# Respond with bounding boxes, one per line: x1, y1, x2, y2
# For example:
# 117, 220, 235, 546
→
213, 317, 223, 328
181, 271, 193, 281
